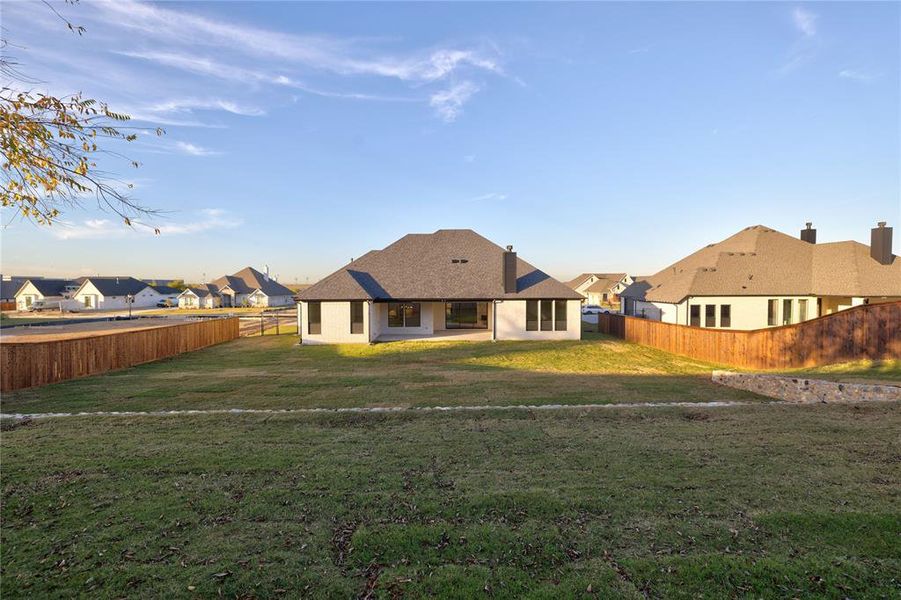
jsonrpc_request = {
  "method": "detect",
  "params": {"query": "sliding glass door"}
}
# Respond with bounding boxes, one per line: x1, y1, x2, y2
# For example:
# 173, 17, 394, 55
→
445, 302, 489, 329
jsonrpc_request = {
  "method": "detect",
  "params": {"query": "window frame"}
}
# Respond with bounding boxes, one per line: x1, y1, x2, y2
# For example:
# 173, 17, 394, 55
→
720, 304, 731, 328
526, 300, 538, 331
554, 300, 567, 331
350, 301, 364, 334
782, 299, 793, 326
540, 300, 553, 331
387, 302, 421, 328
798, 299, 808, 322
689, 304, 701, 327
704, 304, 716, 328
767, 299, 778, 326
308, 301, 322, 335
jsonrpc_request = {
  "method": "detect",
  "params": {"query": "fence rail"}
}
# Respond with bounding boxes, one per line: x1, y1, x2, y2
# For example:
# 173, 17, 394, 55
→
1, 317, 240, 392
596, 301, 901, 370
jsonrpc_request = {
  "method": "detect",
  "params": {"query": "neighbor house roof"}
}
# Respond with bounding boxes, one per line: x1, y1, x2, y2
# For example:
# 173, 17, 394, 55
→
180, 284, 221, 298
14, 278, 81, 298
564, 272, 627, 289
150, 285, 181, 295
298, 229, 582, 301
621, 225, 901, 303
76, 277, 150, 297
585, 277, 622, 294
211, 267, 294, 297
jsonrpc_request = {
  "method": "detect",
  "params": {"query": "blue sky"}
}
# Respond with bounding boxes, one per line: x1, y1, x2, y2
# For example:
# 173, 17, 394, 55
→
1, 1, 898, 284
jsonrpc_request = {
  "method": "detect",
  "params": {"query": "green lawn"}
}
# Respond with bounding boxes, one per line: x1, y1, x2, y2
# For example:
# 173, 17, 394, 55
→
1, 334, 768, 415
2, 404, 898, 598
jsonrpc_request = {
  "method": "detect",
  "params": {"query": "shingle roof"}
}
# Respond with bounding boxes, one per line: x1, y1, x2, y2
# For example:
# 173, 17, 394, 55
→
181, 284, 222, 298
79, 277, 150, 297
564, 272, 627, 289
15, 278, 81, 298
621, 225, 901, 303
150, 285, 181, 295
298, 229, 582, 301
211, 267, 294, 297
585, 277, 621, 294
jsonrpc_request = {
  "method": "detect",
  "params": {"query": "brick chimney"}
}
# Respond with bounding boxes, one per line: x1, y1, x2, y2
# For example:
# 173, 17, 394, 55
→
870, 222, 893, 265
503, 245, 517, 293
800, 222, 816, 244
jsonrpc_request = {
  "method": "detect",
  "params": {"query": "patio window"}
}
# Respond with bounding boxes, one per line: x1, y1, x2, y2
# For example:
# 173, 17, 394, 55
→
705, 304, 716, 327
767, 299, 778, 326
782, 299, 793, 325
350, 301, 364, 334
689, 305, 700, 327
445, 302, 488, 329
308, 302, 321, 335
526, 300, 538, 330
540, 300, 553, 331
720, 305, 731, 328
798, 299, 808, 322
387, 303, 420, 327
554, 300, 567, 331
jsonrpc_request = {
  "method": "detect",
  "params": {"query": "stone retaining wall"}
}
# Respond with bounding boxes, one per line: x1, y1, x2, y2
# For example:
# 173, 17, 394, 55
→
712, 371, 901, 403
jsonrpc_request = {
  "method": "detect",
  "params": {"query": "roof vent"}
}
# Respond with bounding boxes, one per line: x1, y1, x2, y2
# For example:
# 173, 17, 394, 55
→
870, 221, 893, 265
800, 222, 817, 244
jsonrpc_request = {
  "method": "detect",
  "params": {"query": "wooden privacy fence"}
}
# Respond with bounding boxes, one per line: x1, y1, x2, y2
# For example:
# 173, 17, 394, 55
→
1, 317, 240, 392
596, 301, 901, 370
1, 301, 15, 311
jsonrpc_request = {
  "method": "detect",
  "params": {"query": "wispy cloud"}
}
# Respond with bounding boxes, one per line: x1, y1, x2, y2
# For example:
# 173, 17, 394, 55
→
792, 7, 817, 37
148, 98, 266, 117
430, 81, 480, 122
52, 209, 242, 240
175, 141, 220, 156
838, 69, 880, 83
467, 192, 508, 202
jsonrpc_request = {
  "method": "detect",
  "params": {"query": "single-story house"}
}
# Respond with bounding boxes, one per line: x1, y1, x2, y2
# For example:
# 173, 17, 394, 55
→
620, 222, 900, 330
72, 277, 162, 310
177, 284, 223, 309
208, 267, 295, 307
296, 229, 583, 344
14, 278, 83, 311
566, 272, 634, 306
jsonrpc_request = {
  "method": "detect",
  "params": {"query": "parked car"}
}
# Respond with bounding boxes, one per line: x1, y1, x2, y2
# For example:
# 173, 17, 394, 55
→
28, 299, 59, 312
156, 300, 174, 308
581, 304, 603, 315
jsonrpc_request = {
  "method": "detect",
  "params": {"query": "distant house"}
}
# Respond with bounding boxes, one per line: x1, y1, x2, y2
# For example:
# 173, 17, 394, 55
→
72, 277, 161, 310
208, 267, 295, 307
177, 284, 223, 309
2, 275, 40, 304
566, 273, 634, 306
14, 278, 82, 311
620, 223, 901, 330
297, 229, 583, 344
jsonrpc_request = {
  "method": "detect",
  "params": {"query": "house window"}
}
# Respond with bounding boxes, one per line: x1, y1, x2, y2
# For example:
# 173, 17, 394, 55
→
84, 296, 93, 309
554, 300, 567, 331
720, 305, 731, 328
602, 293, 608, 303
446, 302, 488, 329
540, 300, 553, 331
798, 299, 808, 322
350, 301, 364, 334
308, 302, 321, 335
526, 300, 538, 331
387, 303, 420, 327
767, 299, 778, 326
782, 299, 792, 325
689, 305, 700, 327
705, 304, 716, 328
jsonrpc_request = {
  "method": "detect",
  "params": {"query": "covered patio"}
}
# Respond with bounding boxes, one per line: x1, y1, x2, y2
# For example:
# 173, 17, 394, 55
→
375, 329, 493, 343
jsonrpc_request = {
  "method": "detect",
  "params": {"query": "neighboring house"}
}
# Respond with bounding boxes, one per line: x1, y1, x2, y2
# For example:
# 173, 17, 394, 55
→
72, 277, 160, 310
620, 222, 900, 330
2, 275, 41, 304
297, 229, 583, 344
177, 284, 223, 309
149, 285, 182, 306
208, 266, 295, 307
14, 278, 82, 311
566, 273, 634, 306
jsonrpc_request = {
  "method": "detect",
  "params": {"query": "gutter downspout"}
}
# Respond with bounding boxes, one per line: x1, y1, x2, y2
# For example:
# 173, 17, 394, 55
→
491, 300, 498, 342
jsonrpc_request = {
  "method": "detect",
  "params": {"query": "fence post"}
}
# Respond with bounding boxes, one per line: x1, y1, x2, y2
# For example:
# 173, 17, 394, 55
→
260, 314, 264, 336
276, 312, 280, 335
